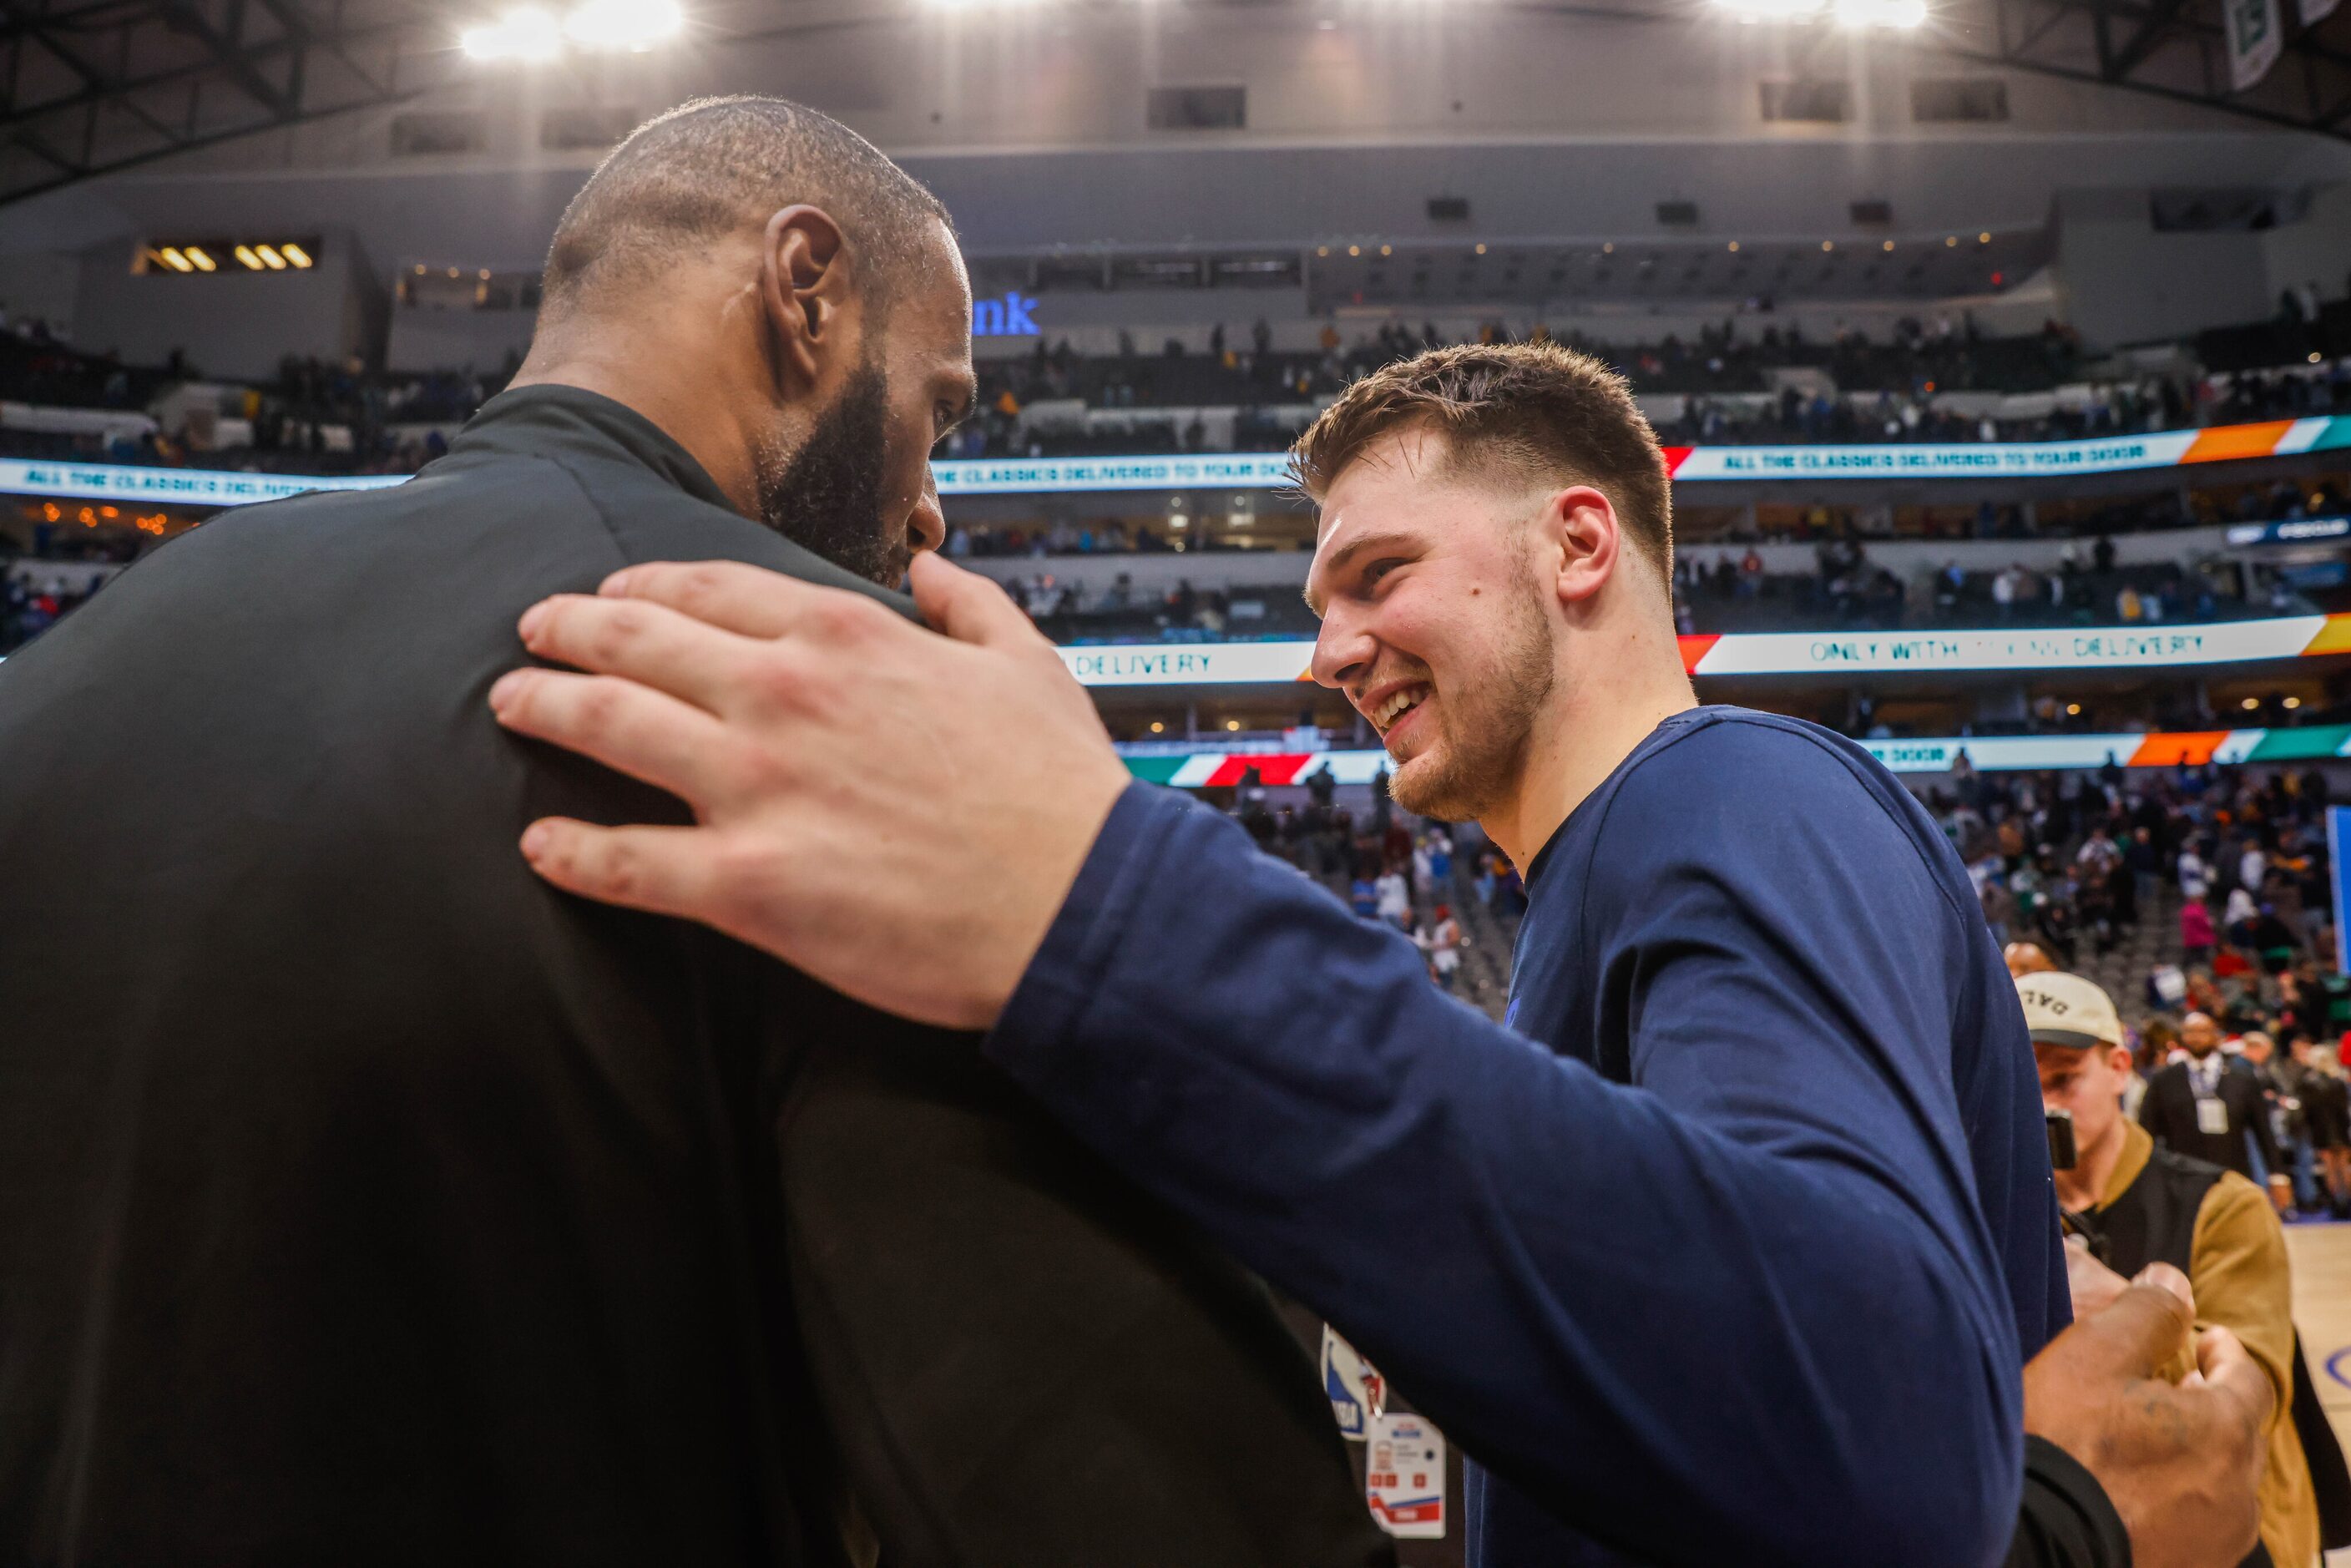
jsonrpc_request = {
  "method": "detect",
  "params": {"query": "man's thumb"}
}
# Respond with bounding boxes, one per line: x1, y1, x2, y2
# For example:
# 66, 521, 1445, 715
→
2074, 1278, 2197, 1381
910, 552, 1039, 649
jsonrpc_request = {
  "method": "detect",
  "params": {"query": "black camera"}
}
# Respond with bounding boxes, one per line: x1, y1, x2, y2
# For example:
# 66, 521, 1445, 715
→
2045, 1108, 2077, 1171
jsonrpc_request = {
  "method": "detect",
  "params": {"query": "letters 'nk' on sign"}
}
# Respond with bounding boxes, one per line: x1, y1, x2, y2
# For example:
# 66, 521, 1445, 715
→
970, 291, 1039, 336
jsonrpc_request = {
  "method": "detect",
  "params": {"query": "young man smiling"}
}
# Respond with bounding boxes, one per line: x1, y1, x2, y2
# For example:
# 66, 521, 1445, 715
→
492, 343, 2073, 1565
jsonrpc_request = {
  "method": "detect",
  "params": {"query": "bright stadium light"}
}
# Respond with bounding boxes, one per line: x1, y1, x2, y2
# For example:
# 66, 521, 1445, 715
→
1831, 0, 1926, 24
254, 244, 288, 270
462, 8, 564, 60
184, 246, 217, 271
1713, 0, 1827, 23
564, 0, 682, 50
281, 243, 314, 269
154, 247, 195, 273
235, 245, 264, 270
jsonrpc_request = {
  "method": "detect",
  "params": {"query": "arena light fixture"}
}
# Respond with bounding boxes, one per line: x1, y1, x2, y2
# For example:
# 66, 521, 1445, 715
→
184, 246, 217, 271
1714, 0, 1826, 22
1830, 0, 1926, 25
281, 243, 314, 269
462, 8, 564, 60
154, 247, 195, 273
564, 0, 682, 50
2286, 695, 2304, 710
235, 245, 264, 270
254, 244, 288, 270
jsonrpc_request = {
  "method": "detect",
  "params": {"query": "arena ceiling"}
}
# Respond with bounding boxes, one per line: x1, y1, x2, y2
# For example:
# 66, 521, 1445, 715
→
6, 0, 2351, 210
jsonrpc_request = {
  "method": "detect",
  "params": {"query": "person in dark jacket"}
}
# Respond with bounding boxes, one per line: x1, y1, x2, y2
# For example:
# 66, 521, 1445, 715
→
0, 97, 1383, 1568
2140, 1011, 2296, 1211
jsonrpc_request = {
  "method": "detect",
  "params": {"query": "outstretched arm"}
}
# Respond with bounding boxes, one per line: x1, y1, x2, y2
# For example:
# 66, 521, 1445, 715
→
488, 555, 2026, 1568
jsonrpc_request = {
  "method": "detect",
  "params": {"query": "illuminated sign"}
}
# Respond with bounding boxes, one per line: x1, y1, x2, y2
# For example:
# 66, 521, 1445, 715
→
2224, 514, 2351, 547
1057, 612, 2351, 685
0, 458, 406, 508
971, 291, 1039, 336
6, 414, 2346, 509
1120, 725, 2351, 782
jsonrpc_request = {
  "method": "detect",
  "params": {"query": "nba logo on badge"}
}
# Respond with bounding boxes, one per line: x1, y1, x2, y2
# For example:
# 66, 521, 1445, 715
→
1321, 1323, 1385, 1439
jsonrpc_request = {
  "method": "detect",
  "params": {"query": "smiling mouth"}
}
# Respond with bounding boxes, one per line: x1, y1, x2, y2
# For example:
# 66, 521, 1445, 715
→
1370, 683, 1432, 734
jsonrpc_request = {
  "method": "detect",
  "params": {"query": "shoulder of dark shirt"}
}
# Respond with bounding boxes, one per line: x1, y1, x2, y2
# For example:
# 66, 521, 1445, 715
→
151, 445, 919, 621
1574, 706, 1969, 924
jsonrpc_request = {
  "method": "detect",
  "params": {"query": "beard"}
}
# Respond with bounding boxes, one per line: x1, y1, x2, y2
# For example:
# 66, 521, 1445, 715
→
1388, 574, 1557, 823
751, 359, 904, 588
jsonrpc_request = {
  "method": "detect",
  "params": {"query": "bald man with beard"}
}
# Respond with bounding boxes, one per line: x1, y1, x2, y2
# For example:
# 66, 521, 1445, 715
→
0, 98, 1384, 1568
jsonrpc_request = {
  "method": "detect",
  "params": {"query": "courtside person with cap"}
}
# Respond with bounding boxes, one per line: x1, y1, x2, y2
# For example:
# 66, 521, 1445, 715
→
2025, 971, 2338, 1568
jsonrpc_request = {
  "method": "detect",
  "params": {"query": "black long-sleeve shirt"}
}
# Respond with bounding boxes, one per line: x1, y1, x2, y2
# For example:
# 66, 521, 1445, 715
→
0, 386, 1385, 1568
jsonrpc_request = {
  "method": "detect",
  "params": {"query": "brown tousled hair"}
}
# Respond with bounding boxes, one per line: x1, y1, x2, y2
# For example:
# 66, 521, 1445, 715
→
1290, 341, 1675, 592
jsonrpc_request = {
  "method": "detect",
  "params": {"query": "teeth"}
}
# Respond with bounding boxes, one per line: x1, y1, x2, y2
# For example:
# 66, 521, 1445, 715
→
1373, 686, 1426, 729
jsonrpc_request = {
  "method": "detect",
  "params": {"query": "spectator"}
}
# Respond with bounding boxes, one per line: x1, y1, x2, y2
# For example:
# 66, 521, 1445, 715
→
1416, 904, 1463, 991
2023, 972, 2333, 1568
2181, 898, 2217, 969
2138, 1013, 2295, 1208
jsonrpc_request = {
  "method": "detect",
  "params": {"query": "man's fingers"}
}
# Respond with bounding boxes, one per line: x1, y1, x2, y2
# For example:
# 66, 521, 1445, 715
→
489, 667, 738, 807
518, 818, 726, 923
909, 551, 1049, 650
599, 559, 836, 640
2192, 1325, 2278, 1437
518, 594, 762, 715
2068, 1278, 2197, 1381
2131, 1261, 2194, 1313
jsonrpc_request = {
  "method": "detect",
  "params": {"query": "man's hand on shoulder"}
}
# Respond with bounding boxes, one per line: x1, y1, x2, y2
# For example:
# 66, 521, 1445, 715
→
2023, 1263, 2273, 1568
488, 553, 1134, 1029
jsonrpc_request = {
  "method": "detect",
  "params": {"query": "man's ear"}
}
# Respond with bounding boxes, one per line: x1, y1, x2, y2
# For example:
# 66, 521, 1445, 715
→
761, 204, 852, 396
1550, 485, 1621, 607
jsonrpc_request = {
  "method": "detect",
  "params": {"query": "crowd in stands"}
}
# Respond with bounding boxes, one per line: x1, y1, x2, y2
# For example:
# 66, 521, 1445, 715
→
940, 312, 2351, 459
0, 530, 134, 654
1224, 762, 1503, 997
1672, 536, 2313, 637
6, 300, 2351, 482
968, 530, 2311, 647
1924, 760, 2351, 1216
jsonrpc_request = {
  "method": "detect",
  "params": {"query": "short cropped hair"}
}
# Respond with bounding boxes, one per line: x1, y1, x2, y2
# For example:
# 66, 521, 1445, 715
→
1291, 341, 1674, 593
543, 95, 952, 320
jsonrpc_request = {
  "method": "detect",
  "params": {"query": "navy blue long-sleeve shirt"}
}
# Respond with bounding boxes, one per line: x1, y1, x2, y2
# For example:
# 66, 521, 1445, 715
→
988, 706, 2068, 1566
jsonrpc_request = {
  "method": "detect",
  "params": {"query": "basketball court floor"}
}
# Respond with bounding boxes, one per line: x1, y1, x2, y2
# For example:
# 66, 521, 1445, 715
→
2286, 1222, 2351, 1567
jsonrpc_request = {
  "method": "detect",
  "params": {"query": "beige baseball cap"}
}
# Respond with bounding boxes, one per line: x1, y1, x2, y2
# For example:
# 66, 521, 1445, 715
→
2015, 971, 2125, 1052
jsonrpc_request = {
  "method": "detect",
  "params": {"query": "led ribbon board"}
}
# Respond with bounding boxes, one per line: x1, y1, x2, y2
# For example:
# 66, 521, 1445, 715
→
0, 458, 407, 508
1124, 725, 2351, 784
10, 416, 2348, 508
1057, 615, 2351, 685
